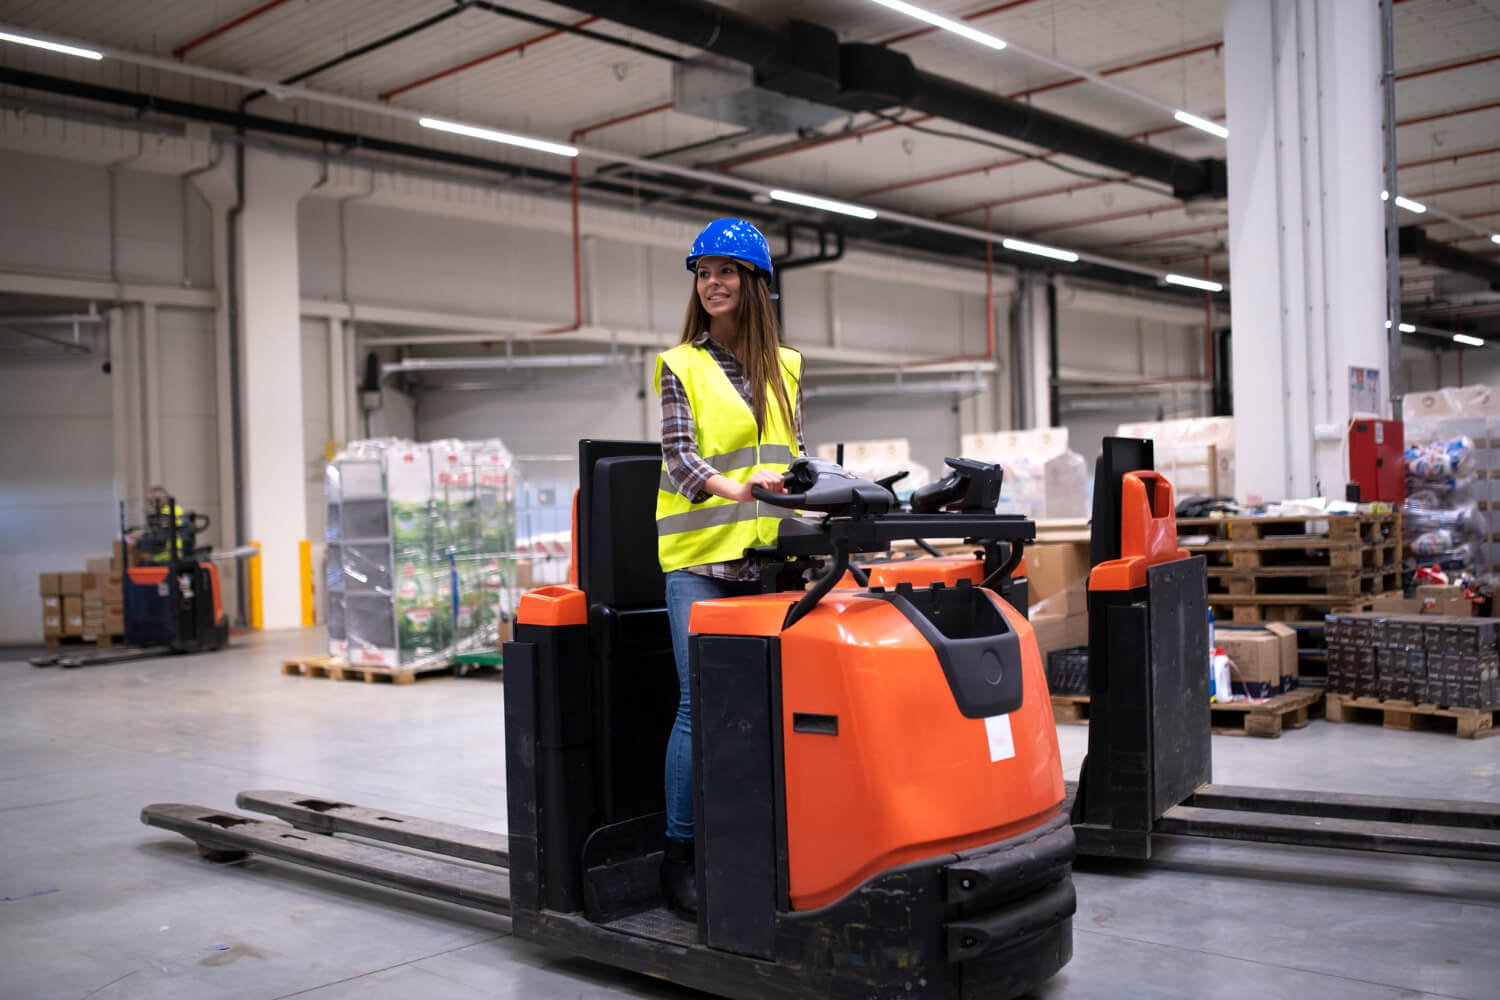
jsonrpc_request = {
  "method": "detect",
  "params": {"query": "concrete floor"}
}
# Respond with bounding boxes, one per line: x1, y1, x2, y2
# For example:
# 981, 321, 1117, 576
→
2, 630, 1498, 1000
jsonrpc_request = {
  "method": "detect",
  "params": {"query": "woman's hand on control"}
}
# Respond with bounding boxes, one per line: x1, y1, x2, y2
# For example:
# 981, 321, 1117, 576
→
742, 469, 787, 502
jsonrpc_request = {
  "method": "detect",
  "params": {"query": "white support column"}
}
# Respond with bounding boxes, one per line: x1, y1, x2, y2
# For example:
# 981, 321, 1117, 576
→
108, 305, 134, 505
1024, 276, 1052, 430
189, 160, 242, 622
238, 148, 323, 630
1226, 0, 1387, 503
142, 302, 162, 488
327, 315, 347, 449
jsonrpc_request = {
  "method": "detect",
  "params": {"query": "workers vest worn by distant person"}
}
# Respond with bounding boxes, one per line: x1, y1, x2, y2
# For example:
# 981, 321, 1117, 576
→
140, 486, 188, 564
654, 217, 805, 921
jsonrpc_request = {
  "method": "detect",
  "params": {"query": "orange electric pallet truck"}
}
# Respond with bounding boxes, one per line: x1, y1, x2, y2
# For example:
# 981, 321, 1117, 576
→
141, 440, 1076, 999
31, 498, 228, 669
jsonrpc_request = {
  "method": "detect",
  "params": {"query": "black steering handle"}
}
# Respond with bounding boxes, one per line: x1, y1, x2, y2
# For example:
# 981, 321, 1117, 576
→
751, 485, 804, 508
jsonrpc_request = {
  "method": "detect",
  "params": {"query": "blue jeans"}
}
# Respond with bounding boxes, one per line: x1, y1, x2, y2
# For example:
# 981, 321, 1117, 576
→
664, 570, 763, 841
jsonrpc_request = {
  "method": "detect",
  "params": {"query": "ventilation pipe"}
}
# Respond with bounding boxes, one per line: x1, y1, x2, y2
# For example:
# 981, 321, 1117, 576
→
542, 0, 1225, 199
1399, 227, 1500, 291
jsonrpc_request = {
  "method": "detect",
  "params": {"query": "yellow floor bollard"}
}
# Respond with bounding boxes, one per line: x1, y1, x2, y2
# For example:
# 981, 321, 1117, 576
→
299, 539, 315, 627
248, 541, 263, 630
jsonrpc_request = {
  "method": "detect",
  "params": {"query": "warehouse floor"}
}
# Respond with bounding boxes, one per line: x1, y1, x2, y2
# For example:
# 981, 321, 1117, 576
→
2, 631, 1498, 1000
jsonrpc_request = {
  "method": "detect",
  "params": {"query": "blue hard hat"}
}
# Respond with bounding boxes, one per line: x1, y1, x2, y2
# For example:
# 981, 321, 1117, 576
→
685, 218, 773, 280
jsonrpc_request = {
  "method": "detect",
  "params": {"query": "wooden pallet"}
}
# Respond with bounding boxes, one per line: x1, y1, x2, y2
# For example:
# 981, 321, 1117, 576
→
1050, 693, 1092, 724
1210, 566, 1402, 597
280, 655, 449, 685
1323, 693, 1500, 739
1179, 514, 1402, 573
1179, 512, 1400, 545
1207, 593, 1374, 625
44, 633, 125, 649
1210, 687, 1324, 738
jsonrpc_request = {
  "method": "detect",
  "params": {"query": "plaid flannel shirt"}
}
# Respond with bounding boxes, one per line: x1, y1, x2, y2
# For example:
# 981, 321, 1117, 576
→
659, 332, 806, 580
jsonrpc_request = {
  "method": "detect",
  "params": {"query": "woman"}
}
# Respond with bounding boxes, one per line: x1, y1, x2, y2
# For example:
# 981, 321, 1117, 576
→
654, 218, 805, 918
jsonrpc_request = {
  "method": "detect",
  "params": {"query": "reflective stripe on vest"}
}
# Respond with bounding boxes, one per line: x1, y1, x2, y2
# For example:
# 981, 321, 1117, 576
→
657, 443, 795, 494
654, 343, 802, 573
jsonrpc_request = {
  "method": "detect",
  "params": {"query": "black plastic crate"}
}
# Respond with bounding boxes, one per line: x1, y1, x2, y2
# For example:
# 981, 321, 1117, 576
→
1046, 645, 1090, 696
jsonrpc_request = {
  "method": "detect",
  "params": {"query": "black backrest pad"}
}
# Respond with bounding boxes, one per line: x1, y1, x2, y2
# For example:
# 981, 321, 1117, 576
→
579, 440, 664, 609
1089, 436, 1155, 570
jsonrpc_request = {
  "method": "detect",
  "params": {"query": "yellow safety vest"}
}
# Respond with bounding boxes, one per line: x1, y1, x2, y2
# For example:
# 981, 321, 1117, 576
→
147, 503, 186, 564
655, 343, 802, 573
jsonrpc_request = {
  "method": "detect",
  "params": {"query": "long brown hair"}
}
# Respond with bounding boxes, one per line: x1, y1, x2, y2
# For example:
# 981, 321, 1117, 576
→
678, 263, 794, 433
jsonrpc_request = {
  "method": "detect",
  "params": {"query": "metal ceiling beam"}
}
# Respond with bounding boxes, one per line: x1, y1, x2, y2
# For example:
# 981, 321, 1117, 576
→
1396, 49, 1500, 83
1400, 226, 1500, 291
540, 0, 1224, 199
379, 15, 599, 101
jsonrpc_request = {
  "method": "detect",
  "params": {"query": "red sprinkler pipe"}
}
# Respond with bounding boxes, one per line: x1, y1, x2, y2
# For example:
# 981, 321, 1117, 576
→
535, 103, 674, 337
174, 0, 293, 58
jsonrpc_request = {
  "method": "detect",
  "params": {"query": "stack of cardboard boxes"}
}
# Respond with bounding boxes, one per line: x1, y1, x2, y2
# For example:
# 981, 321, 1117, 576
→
1326, 613, 1499, 708
40, 542, 126, 642
1216, 623, 1300, 698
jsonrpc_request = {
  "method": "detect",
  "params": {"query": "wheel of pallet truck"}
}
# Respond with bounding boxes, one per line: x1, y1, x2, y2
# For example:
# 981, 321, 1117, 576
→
196, 845, 250, 863
454, 663, 468, 678
60, 658, 83, 669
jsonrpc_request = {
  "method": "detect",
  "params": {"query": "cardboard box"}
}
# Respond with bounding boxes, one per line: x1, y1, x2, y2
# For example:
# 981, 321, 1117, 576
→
60, 572, 88, 595
1220, 623, 1298, 698
1416, 585, 1473, 617
40, 572, 61, 596
42, 594, 61, 611
86, 556, 113, 573
113, 540, 126, 571
63, 595, 85, 636
85, 572, 123, 604
1029, 579, 1089, 660
1022, 541, 1091, 607
43, 609, 62, 637
1370, 593, 1423, 614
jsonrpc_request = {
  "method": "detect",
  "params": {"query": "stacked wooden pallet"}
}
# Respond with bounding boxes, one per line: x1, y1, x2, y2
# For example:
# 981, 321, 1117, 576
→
1178, 512, 1401, 624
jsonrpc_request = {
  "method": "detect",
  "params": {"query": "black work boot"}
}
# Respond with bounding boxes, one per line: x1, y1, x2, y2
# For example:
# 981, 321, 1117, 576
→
660, 836, 697, 919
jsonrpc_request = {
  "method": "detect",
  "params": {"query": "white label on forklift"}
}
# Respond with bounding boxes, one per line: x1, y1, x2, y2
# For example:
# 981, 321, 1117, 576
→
984, 714, 1015, 762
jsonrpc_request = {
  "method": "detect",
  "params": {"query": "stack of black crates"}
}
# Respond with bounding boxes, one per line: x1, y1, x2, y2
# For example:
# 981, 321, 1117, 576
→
1325, 613, 1499, 708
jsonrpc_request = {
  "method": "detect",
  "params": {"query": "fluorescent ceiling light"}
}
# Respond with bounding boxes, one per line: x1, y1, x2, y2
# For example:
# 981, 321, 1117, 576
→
1380, 190, 1427, 213
1384, 321, 1416, 332
1173, 110, 1228, 139
769, 189, 878, 220
1454, 333, 1485, 347
864, 0, 1007, 50
418, 117, 578, 158
1492, 235, 1500, 245
0, 29, 102, 60
1164, 273, 1223, 293
1002, 237, 1079, 263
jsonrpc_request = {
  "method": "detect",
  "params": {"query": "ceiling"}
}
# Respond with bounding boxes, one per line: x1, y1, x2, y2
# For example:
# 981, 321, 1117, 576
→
0, 0, 1496, 331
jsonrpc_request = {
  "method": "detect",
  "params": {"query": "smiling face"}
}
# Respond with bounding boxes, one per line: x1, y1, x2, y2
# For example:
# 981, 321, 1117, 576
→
695, 255, 744, 319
